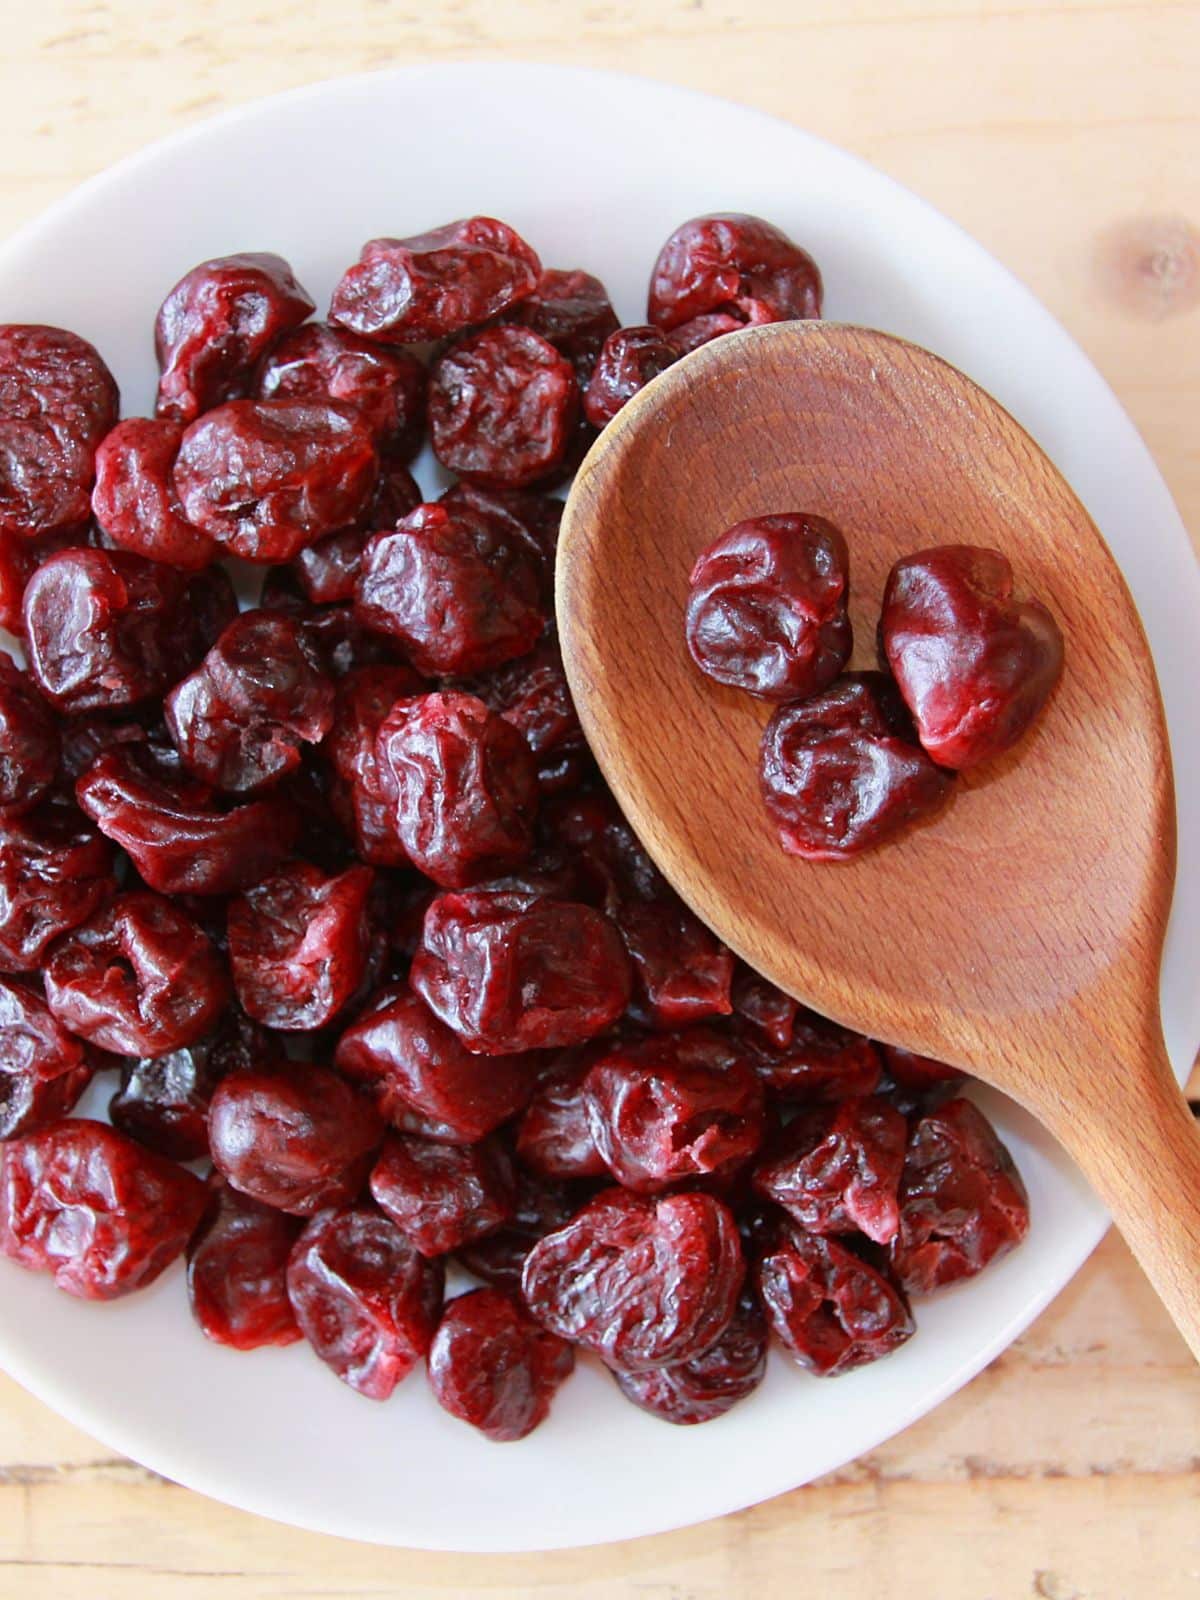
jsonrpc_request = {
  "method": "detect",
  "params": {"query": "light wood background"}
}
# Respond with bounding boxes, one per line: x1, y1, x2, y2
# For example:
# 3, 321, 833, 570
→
0, 2, 1198, 1596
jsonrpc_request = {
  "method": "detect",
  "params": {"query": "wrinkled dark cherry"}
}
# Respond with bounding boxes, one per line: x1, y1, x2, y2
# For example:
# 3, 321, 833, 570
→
287, 1203, 443, 1398
91, 418, 217, 570
760, 672, 955, 860
0, 653, 58, 815
438, 481, 562, 594
429, 1287, 574, 1442
429, 326, 579, 489
522, 1187, 744, 1371
459, 635, 585, 793
254, 321, 426, 460
583, 325, 679, 429
456, 1168, 580, 1289
208, 1060, 383, 1214
228, 862, 375, 1030
187, 1180, 302, 1350
510, 268, 619, 384
173, 400, 378, 563
515, 1045, 608, 1180
373, 691, 538, 887
731, 964, 798, 1051
257, 583, 399, 680
742, 1007, 882, 1103
155, 253, 315, 425
165, 609, 335, 795
290, 474, 421, 606
59, 711, 153, 783
323, 664, 424, 866
23, 548, 191, 714
111, 1007, 283, 1162
76, 744, 301, 896
0, 1119, 208, 1299
753, 1097, 907, 1244
330, 218, 540, 344
648, 214, 823, 331
757, 1222, 914, 1377
879, 1042, 964, 1094
583, 1029, 764, 1194
0, 977, 95, 1140
544, 784, 663, 908
411, 891, 632, 1054
0, 325, 119, 540
0, 795, 116, 972
890, 1097, 1029, 1293
355, 501, 545, 677
369, 1131, 516, 1257
44, 890, 228, 1055
881, 546, 1064, 770
612, 1288, 767, 1425
335, 984, 538, 1142
616, 893, 735, 1031
686, 513, 852, 701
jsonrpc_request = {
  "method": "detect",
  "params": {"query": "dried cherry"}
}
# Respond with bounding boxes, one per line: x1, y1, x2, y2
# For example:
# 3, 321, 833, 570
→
522, 1187, 744, 1371
510, 268, 619, 384
616, 893, 734, 1031
438, 481, 562, 593
0, 1119, 208, 1299
187, 1180, 302, 1350
429, 1287, 574, 1442
752, 1097, 907, 1244
411, 890, 632, 1054
456, 1168, 580, 1289
287, 1203, 443, 1398
91, 418, 217, 570
760, 672, 955, 860
743, 1007, 882, 1103
369, 1131, 516, 1257
515, 1046, 608, 1180
757, 1222, 914, 1377
686, 513, 852, 701
0, 324, 119, 540
890, 1097, 1029, 1293
0, 977, 95, 1140
355, 501, 545, 676
155, 253, 315, 425
612, 1288, 767, 1425
330, 218, 540, 344
731, 964, 798, 1051
76, 744, 301, 896
458, 636, 585, 794
254, 321, 426, 460
0, 653, 58, 815
334, 984, 538, 1142
110, 1006, 282, 1162
429, 326, 579, 489
165, 609, 334, 795
44, 889, 229, 1055
228, 862, 375, 1030
208, 1060, 383, 1214
583, 326, 679, 429
0, 795, 117, 972
880, 546, 1064, 770
173, 400, 378, 563
373, 690, 538, 887
879, 1042, 964, 1094
648, 214, 822, 330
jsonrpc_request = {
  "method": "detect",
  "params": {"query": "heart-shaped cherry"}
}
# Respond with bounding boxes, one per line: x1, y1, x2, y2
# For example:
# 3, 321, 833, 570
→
880, 545, 1064, 771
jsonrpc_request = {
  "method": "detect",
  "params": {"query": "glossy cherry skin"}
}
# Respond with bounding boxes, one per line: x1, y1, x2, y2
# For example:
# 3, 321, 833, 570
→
208, 1061, 384, 1215
760, 672, 955, 860
369, 1131, 517, 1258
752, 1096, 907, 1245
0, 1119, 208, 1300
880, 545, 1064, 770
429, 1287, 574, 1442
330, 218, 540, 344
286, 1203, 444, 1398
611, 1288, 767, 1425
648, 213, 822, 330
521, 1187, 744, 1371
91, 417, 217, 570
187, 1180, 303, 1350
0, 976, 96, 1140
686, 513, 852, 701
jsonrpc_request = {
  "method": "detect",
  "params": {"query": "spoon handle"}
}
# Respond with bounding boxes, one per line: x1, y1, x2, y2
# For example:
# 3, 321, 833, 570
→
1046, 1036, 1200, 1362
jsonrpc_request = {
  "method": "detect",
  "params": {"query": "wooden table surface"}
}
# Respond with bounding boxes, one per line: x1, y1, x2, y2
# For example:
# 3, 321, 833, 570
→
1, 2, 1198, 1596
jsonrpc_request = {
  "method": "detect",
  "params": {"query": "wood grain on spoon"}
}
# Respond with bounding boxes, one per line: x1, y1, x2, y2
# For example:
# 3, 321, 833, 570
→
557, 320, 1200, 1358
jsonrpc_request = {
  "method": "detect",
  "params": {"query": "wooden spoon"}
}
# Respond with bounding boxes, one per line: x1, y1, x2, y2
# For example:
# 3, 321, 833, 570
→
557, 319, 1200, 1358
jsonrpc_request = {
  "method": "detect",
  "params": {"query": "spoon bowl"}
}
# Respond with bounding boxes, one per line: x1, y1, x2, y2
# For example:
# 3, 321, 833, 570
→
558, 320, 1200, 1355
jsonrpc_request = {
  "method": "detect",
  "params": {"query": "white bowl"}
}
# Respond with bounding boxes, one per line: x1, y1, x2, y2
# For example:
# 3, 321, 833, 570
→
0, 63, 1196, 1554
